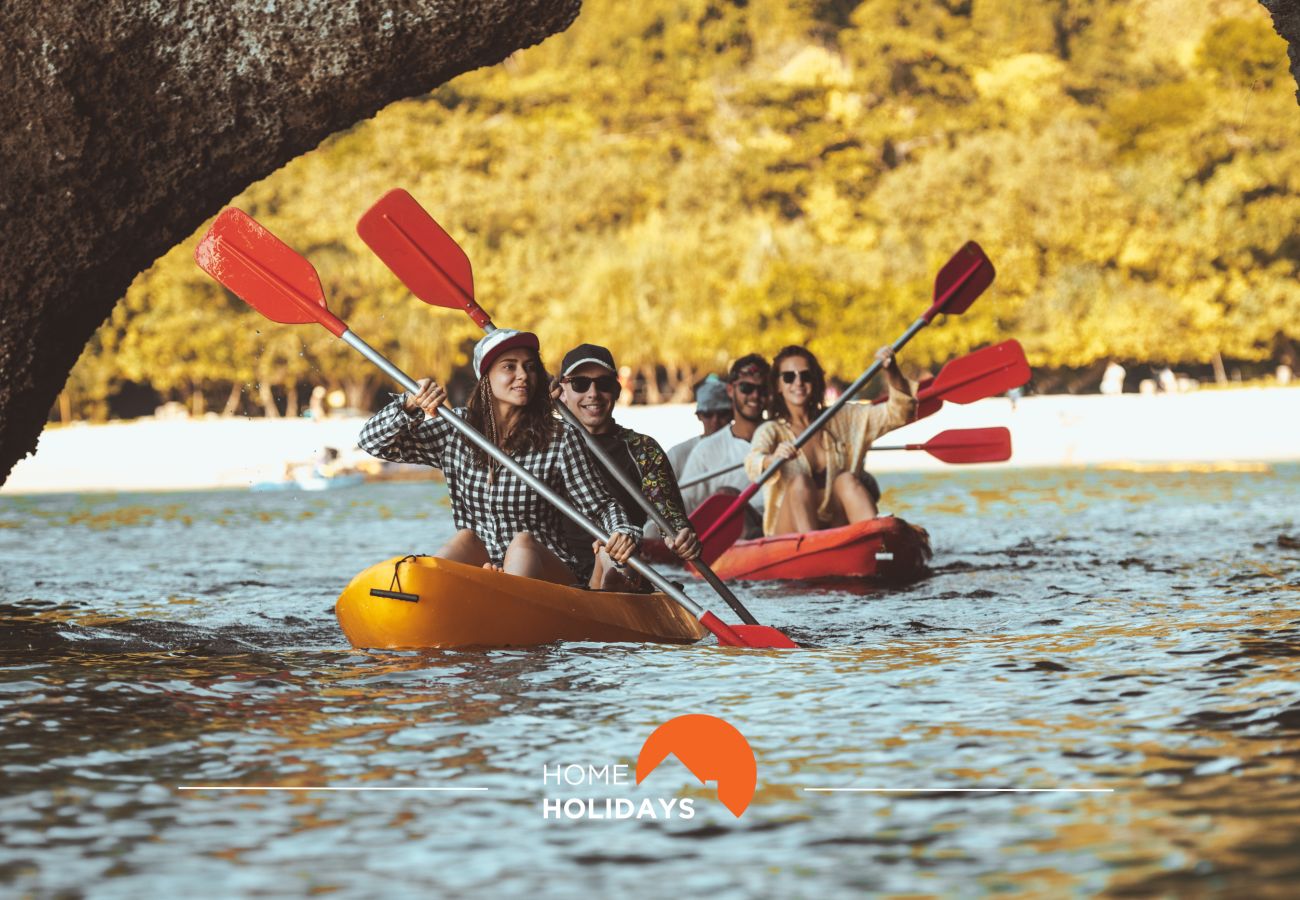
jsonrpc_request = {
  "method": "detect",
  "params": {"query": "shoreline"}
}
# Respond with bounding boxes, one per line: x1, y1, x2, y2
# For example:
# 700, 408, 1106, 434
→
4, 386, 1298, 495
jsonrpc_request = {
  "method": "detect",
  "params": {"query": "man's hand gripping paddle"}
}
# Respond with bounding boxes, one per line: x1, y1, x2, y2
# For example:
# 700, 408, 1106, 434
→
194, 208, 793, 649
355, 188, 779, 635
692, 242, 996, 553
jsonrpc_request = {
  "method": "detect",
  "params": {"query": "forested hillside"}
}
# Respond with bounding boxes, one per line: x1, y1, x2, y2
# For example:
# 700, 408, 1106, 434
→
63, 0, 1298, 419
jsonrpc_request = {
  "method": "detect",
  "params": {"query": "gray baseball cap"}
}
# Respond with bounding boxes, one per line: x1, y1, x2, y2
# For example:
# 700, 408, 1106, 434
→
695, 375, 730, 414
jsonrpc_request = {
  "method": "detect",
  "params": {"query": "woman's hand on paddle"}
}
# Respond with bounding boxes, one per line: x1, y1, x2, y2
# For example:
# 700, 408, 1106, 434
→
594, 532, 637, 565
403, 378, 446, 417
875, 346, 909, 392
767, 440, 798, 468
668, 527, 701, 561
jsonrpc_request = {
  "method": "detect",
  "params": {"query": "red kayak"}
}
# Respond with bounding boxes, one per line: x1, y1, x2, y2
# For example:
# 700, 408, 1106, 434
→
643, 516, 932, 582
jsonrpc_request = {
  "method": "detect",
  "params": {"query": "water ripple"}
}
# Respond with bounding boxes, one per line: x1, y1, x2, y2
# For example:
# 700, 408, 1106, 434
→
2, 469, 1298, 895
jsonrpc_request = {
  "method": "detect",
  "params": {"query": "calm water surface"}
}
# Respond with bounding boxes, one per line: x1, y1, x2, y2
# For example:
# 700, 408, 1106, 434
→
2, 466, 1298, 897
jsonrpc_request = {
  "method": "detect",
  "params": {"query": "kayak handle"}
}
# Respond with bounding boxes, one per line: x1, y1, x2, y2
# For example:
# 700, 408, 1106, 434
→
369, 588, 421, 603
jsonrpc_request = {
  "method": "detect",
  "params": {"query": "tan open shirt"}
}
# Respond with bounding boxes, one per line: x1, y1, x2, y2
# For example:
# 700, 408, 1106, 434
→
744, 385, 916, 535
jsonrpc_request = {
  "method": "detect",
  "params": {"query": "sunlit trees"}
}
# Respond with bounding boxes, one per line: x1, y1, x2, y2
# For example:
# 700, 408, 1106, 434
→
62, 0, 1299, 420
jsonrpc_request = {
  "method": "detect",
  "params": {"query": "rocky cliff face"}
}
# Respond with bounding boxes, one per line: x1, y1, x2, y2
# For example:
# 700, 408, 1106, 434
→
1, 1, 1297, 486
0, 0, 580, 484
1263, 1, 1300, 103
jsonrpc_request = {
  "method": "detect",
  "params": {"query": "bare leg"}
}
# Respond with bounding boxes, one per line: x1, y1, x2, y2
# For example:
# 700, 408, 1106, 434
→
589, 548, 645, 592
435, 529, 490, 565
832, 471, 878, 523
500, 531, 576, 585
770, 473, 821, 535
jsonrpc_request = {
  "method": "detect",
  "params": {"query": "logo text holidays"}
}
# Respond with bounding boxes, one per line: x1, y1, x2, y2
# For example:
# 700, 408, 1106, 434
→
542, 763, 694, 820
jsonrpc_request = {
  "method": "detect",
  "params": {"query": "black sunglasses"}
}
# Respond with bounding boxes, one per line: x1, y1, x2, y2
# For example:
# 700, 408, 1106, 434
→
780, 370, 815, 385
563, 374, 619, 394
733, 381, 768, 396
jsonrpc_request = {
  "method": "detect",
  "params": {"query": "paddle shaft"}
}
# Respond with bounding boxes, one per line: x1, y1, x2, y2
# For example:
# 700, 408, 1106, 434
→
472, 320, 759, 625
699, 313, 929, 542
678, 459, 745, 490
338, 329, 745, 643
550, 401, 760, 625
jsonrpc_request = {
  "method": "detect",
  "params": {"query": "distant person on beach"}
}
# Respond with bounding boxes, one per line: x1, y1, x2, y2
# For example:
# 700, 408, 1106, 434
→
616, 365, 635, 407
1100, 361, 1125, 396
308, 385, 328, 419
666, 375, 732, 476
746, 345, 914, 537
678, 354, 771, 538
555, 343, 700, 591
358, 329, 639, 587
1158, 366, 1178, 394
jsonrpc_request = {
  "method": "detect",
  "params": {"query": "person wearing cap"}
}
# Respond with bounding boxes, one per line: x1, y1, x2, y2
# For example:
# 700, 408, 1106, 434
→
666, 375, 732, 477
555, 343, 701, 590
358, 329, 640, 584
677, 354, 771, 536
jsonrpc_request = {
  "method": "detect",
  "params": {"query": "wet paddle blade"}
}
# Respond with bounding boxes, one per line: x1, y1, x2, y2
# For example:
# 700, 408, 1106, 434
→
925, 340, 1030, 404
927, 241, 994, 319
732, 625, 800, 649
921, 427, 1012, 464
691, 494, 745, 566
357, 188, 489, 328
195, 209, 344, 335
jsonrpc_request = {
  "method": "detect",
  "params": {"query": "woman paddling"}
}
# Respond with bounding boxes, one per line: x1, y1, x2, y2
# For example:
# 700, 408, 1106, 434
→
358, 328, 640, 585
744, 345, 915, 536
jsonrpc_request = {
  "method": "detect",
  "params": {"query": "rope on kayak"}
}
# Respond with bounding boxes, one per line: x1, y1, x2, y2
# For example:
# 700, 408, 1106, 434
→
369, 554, 422, 603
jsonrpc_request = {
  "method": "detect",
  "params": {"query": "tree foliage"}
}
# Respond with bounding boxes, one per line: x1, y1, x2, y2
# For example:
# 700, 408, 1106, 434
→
64, 0, 1298, 419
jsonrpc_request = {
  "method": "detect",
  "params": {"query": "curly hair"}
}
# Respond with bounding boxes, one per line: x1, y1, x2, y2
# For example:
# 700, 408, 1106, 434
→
464, 350, 558, 471
769, 345, 826, 421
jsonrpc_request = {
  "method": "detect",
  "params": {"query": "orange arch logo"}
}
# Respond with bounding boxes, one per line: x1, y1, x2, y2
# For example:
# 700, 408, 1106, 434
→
636, 714, 756, 817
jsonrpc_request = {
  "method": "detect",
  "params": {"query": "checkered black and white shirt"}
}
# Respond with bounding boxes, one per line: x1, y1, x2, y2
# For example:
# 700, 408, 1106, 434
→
358, 400, 638, 577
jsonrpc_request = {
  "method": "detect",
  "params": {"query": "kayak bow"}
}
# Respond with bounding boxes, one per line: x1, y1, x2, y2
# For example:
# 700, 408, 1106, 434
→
337, 555, 709, 649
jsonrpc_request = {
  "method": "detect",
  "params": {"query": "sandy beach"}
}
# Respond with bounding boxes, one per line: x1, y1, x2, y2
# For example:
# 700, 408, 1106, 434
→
4, 386, 1298, 494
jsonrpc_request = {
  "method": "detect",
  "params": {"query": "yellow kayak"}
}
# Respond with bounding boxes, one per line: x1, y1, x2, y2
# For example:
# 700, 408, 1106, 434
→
336, 555, 708, 649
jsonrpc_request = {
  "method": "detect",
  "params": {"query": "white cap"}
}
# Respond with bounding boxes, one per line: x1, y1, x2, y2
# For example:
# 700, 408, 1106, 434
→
471, 328, 540, 378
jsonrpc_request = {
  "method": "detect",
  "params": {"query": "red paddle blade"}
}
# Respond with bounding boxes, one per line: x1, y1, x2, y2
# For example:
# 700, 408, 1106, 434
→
880, 376, 944, 421
914, 395, 944, 420
195, 209, 345, 336
912, 377, 944, 420
927, 241, 994, 320
691, 494, 745, 566
922, 427, 1012, 464
357, 188, 490, 328
699, 612, 798, 649
925, 340, 1030, 404
732, 625, 799, 649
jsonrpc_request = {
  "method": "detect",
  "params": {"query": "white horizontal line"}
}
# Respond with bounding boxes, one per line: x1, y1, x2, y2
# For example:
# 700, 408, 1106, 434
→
178, 786, 489, 792
804, 788, 1113, 793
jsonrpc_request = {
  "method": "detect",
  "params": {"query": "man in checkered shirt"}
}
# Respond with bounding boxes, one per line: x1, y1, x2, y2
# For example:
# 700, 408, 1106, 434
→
556, 342, 702, 591
358, 329, 640, 584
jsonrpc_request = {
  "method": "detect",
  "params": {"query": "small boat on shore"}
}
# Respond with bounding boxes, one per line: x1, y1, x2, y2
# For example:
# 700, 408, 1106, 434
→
643, 516, 931, 583
250, 472, 365, 492
336, 555, 708, 649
